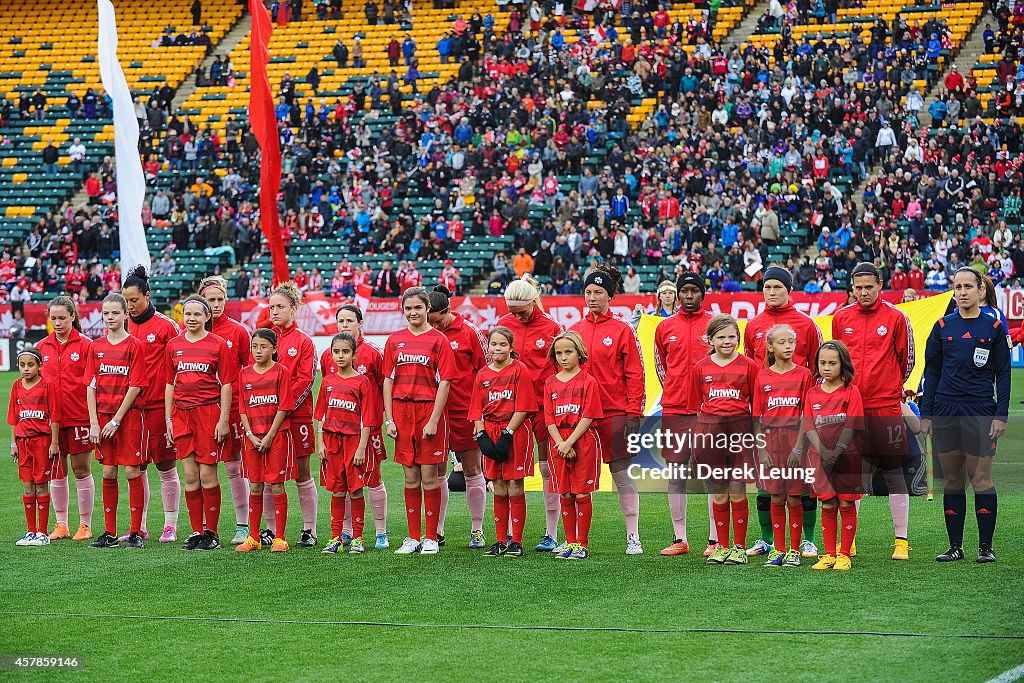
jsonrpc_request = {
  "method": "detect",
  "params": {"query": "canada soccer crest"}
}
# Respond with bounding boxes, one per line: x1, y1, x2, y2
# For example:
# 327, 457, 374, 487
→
70, 352, 80, 361
877, 325, 888, 336
288, 347, 298, 357
357, 365, 366, 374
147, 333, 156, 343
226, 340, 233, 349
535, 338, 545, 348
451, 341, 459, 350
602, 336, 613, 347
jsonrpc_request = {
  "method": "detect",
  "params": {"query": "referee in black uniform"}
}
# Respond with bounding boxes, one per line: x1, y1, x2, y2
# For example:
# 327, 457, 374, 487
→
920, 268, 1011, 564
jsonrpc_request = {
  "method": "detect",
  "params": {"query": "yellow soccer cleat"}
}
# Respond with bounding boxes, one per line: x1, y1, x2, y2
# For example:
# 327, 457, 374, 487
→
833, 554, 852, 571
235, 536, 262, 552
270, 537, 289, 552
812, 554, 837, 570
72, 523, 93, 541
849, 539, 857, 557
48, 522, 71, 540
891, 538, 910, 561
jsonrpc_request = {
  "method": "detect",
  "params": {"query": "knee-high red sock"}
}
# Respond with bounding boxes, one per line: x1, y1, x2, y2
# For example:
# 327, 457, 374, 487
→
331, 495, 345, 538
839, 504, 858, 557
712, 501, 730, 548
102, 477, 119, 536
788, 502, 804, 551
36, 493, 49, 535
273, 492, 288, 539
23, 495, 37, 533
128, 476, 145, 534
248, 493, 263, 538
771, 502, 786, 550
404, 486, 422, 540
510, 494, 527, 545
575, 494, 593, 548
185, 489, 204, 534
731, 498, 749, 549
423, 487, 442, 541
351, 495, 365, 539
493, 494, 510, 542
560, 497, 578, 544
821, 505, 839, 557
203, 484, 221, 536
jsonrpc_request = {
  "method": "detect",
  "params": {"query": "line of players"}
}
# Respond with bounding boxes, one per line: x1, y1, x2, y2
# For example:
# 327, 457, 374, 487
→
8, 262, 1008, 564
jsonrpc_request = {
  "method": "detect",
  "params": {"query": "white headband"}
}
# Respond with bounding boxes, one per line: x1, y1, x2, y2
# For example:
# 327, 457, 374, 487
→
505, 299, 534, 307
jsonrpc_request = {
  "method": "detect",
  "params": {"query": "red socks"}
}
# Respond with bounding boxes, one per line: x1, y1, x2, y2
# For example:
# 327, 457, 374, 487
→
575, 494, 592, 547
185, 488, 204, 534
840, 504, 858, 557
560, 496, 577, 544
23, 495, 36, 533
788, 502, 803, 552
331, 495, 345, 538
494, 495, 510, 542
731, 498, 748, 549
202, 484, 221, 536
273, 493, 288, 539
424, 487, 441, 541
712, 501, 730, 548
771, 502, 786, 550
36, 493, 49, 534
128, 476, 144, 534
509, 494, 526, 545
248, 493, 263, 538
404, 486, 422, 540
351, 495, 365, 539
103, 477, 119, 536
822, 505, 839, 557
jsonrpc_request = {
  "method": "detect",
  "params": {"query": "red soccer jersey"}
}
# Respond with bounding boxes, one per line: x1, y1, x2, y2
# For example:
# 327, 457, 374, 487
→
831, 298, 914, 409
85, 335, 149, 415
654, 309, 714, 414
212, 314, 252, 412
743, 302, 823, 370
570, 310, 645, 416
37, 329, 91, 427
468, 360, 538, 423
315, 373, 380, 435
496, 309, 563, 408
753, 365, 813, 428
129, 310, 181, 410
803, 383, 865, 453
238, 363, 293, 437
272, 323, 316, 419
319, 337, 385, 428
166, 333, 238, 409
692, 354, 759, 419
383, 327, 457, 402
543, 371, 604, 430
8, 377, 61, 438
437, 314, 489, 416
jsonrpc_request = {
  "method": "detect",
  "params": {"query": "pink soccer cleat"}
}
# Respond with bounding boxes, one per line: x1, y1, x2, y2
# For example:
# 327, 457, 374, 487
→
158, 526, 177, 543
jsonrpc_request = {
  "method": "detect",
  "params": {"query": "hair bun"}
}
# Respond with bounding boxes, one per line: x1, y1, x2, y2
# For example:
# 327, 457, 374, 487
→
127, 265, 149, 282
433, 285, 452, 297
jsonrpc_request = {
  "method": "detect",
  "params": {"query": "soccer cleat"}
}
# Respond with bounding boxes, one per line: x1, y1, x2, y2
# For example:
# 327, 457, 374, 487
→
483, 541, 508, 557
977, 546, 996, 564
724, 545, 748, 565
341, 532, 353, 547
16, 532, 35, 546
833, 554, 852, 571
26, 532, 49, 547
746, 539, 773, 556
625, 533, 644, 555
551, 541, 571, 555
48, 522, 71, 540
891, 538, 910, 561
535, 535, 558, 552
782, 549, 802, 568
763, 549, 786, 567
437, 533, 446, 547
374, 532, 390, 550
124, 532, 144, 549
394, 537, 422, 555
198, 530, 221, 551
935, 546, 964, 562
117, 530, 150, 542
72, 523, 93, 541
159, 526, 177, 543
235, 536, 262, 552
812, 554, 837, 570
660, 540, 691, 556
349, 537, 365, 554
296, 529, 317, 548
321, 537, 343, 554
849, 539, 857, 557
89, 532, 120, 549
506, 541, 524, 557
555, 543, 577, 560
270, 538, 289, 553
568, 545, 590, 560
231, 525, 250, 545
703, 543, 717, 557
468, 529, 486, 549
706, 545, 731, 565
800, 539, 818, 558
420, 538, 440, 555
181, 532, 204, 551
259, 528, 274, 546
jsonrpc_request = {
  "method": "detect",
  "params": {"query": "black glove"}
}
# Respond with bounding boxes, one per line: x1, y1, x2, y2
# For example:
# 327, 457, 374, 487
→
493, 431, 514, 461
476, 432, 498, 460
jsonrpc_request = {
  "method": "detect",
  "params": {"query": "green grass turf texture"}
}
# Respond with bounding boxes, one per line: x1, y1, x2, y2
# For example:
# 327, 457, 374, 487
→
0, 370, 1021, 683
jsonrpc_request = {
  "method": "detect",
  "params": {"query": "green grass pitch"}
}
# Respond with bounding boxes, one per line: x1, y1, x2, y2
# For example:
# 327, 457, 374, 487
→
0, 370, 1021, 682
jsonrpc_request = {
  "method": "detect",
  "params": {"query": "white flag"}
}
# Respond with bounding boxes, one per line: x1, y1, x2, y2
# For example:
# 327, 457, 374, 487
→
97, 0, 151, 275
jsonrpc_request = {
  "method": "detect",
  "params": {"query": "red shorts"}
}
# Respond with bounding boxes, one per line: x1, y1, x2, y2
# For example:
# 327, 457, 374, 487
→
547, 426, 602, 495
809, 447, 866, 502
661, 413, 697, 463
320, 431, 377, 492
16, 436, 63, 483
448, 412, 477, 452
95, 410, 146, 467
365, 429, 385, 488
171, 403, 225, 465
393, 400, 448, 466
481, 419, 535, 481
226, 411, 244, 457
594, 414, 632, 464
863, 404, 907, 464
693, 416, 755, 484
58, 425, 91, 456
760, 425, 806, 496
141, 406, 176, 464
290, 419, 315, 459
241, 430, 295, 484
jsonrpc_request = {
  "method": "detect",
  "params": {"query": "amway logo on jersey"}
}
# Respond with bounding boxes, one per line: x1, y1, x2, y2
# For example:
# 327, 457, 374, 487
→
554, 403, 581, 416
814, 413, 847, 427
248, 394, 279, 407
20, 409, 45, 420
98, 363, 130, 376
708, 388, 741, 400
767, 396, 800, 409
328, 397, 358, 411
396, 352, 431, 365
488, 389, 513, 402
176, 361, 211, 373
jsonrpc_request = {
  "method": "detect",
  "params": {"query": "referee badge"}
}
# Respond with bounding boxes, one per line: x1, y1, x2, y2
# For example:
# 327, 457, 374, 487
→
973, 347, 990, 367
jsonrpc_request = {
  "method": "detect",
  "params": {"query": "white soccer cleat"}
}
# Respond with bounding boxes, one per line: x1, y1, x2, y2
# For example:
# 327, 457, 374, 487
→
394, 537, 422, 555
625, 533, 644, 555
800, 539, 819, 558
420, 538, 440, 554
746, 539, 773, 556
26, 532, 49, 547
16, 532, 34, 546
551, 541, 570, 555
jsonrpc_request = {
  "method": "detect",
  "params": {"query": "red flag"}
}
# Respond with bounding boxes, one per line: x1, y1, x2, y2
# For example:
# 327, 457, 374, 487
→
248, 0, 290, 286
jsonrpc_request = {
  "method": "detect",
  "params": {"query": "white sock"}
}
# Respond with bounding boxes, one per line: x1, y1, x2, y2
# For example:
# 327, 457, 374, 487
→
539, 460, 559, 539
158, 468, 179, 529
437, 475, 449, 535
224, 460, 249, 526
611, 469, 640, 539
465, 473, 486, 531
667, 480, 687, 543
